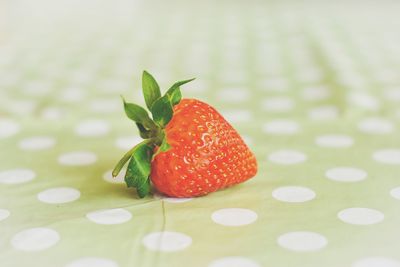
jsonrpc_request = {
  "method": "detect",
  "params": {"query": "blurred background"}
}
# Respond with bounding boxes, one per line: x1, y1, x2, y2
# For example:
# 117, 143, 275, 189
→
2, 0, 400, 125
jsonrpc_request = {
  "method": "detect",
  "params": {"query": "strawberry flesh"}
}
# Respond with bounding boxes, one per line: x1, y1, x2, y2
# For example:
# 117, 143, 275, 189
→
151, 99, 258, 197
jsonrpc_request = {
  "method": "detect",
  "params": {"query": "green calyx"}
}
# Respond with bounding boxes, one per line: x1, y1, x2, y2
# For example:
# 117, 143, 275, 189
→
112, 71, 195, 198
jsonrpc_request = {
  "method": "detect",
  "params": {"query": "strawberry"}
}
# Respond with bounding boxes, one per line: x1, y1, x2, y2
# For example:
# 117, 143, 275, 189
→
112, 71, 257, 198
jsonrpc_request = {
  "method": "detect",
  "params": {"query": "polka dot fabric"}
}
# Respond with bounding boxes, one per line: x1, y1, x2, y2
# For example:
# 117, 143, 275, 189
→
1, 1, 400, 267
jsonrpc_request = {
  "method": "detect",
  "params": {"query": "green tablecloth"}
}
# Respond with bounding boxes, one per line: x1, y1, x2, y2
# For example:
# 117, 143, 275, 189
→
1, 1, 400, 267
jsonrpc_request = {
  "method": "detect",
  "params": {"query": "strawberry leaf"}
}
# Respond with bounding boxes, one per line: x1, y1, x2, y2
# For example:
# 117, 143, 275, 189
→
136, 178, 151, 198
122, 97, 156, 129
142, 70, 161, 110
124, 141, 153, 198
151, 95, 173, 127
166, 78, 195, 106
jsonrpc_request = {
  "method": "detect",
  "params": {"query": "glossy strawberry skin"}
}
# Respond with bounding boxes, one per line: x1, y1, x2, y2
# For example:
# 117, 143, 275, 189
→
150, 98, 257, 197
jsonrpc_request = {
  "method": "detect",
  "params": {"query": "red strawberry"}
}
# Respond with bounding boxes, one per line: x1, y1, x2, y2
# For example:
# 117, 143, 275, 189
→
151, 99, 257, 197
113, 71, 257, 198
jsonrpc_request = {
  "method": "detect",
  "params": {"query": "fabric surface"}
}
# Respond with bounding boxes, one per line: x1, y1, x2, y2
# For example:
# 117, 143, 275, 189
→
1, 1, 400, 267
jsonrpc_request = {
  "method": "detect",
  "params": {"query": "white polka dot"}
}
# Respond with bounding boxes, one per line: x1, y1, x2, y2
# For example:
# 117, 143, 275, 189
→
23, 81, 51, 96
142, 231, 192, 252
217, 88, 250, 103
41, 107, 64, 120
268, 150, 307, 165
352, 257, 400, 267
396, 109, 400, 119
221, 110, 251, 123
302, 86, 330, 101
37, 187, 80, 204
390, 187, 400, 200
308, 106, 339, 120
0, 118, 20, 138
6, 100, 37, 115
277, 231, 327, 252
0, 71, 19, 86
115, 136, 142, 150
0, 169, 36, 184
325, 167, 367, 182
222, 53, 246, 68
184, 80, 208, 93
86, 208, 132, 225
70, 70, 92, 84
375, 69, 398, 84
296, 68, 324, 83
315, 134, 354, 148
338, 73, 366, 88
58, 151, 97, 166
261, 97, 294, 112
358, 118, 394, 134
89, 99, 120, 113
98, 79, 128, 93
272, 186, 316, 202
66, 257, 119, 267
338, 208, 384, 225
75, 119, 110, 137
103, 169, 125, 184
373, 149, 400, 165
211, 208, 258, 226
383, 87, 400, 102
263, 120, 300, 135
348, 93, 380, 110
260, 77, 289, 92
209, 257, 261, 267
0, 208, 10, 221
19, 136, 56, 150
11, 227, 60, 251
59, 88, 86, 102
